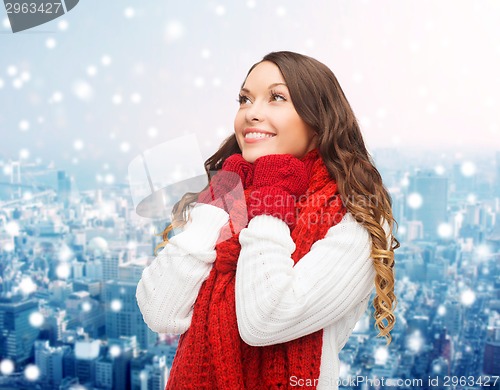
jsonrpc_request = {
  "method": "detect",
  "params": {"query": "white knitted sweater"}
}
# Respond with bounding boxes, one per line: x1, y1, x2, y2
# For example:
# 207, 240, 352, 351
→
136, 203, 387, 389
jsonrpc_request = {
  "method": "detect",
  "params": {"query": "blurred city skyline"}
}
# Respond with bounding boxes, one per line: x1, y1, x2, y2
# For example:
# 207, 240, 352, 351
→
0, 141, 499, 389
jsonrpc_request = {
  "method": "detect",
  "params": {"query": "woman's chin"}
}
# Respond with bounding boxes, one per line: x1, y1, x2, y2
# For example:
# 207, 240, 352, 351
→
242, 149, 272, 164
240, 150, 257, 164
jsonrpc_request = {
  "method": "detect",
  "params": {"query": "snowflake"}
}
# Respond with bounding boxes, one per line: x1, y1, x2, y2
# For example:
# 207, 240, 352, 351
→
407, 192, 423, 209
460, 161, 476, 177
24, 364, 40, 381
0, 359, 15, 375
110, 299, 122, 312
29, 311, 44, 327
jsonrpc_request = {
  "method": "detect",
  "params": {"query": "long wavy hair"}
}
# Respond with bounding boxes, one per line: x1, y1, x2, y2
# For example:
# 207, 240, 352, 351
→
155, 51, 399, 345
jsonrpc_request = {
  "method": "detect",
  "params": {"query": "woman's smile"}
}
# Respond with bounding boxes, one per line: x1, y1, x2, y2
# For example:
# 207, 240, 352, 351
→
243, 127, 277, 143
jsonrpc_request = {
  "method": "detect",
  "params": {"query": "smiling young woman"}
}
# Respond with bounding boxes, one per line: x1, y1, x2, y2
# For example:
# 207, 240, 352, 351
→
136, 51, 399, 390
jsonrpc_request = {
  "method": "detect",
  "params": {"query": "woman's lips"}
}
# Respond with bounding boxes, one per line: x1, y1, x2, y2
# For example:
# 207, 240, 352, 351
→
243, 129, 276, 144
244, 136, 275, 144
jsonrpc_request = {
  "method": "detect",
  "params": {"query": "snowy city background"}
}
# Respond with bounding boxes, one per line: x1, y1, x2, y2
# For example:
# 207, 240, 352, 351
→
1, 1, 499, 389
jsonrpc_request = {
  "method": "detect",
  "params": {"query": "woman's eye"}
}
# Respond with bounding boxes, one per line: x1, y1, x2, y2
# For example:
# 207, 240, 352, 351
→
238, 95, 251, 105
271, 93, 286, 102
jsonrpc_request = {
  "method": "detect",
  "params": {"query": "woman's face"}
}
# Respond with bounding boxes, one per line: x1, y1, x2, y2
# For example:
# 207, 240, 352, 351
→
234, 61, 317, 163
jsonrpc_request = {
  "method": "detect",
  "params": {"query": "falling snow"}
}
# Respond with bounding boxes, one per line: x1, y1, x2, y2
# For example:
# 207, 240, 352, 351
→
29, 311, 44, 327
148, 127, 158, 137
461, 289, 476, 306
58, 20, 68, 31
72, 80, 93, 101
165, 20, 184, 42
461, 161, 476, 177
18, 120, 30, 131
130, 92, 142, 104
407, 330, 424, 353
74, 139, 84, 151
120, 142, 131, 152
112, 94, 123, 105
124, 7, 135, 18
437, 223, 453, 239
24, 364, 40, 381
0, 359, 15, 375
110, 299, 122, 312
19, 277, 37, 294
5, 221, 20, 236
101, 55, 112, 66
7, 65, 17, 76
51, 91, 63, 103
87, 66, 97, 77
109, 345, 121, 357
434, 165, 445, 175
45, 38, 56, 49
407, 192, 423, 209
374, 347, 389, 365
56, 263, 71, 279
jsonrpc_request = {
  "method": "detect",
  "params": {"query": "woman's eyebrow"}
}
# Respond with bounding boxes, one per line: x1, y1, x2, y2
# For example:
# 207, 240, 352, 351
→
268, 82, 287, 89
240, 83, 288, 93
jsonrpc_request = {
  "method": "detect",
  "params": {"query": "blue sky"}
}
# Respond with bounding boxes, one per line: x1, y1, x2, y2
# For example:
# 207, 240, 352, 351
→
1, 0, 499, 189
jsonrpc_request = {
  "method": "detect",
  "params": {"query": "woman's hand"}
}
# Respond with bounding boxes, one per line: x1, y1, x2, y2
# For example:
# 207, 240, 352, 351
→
221, 153, 254, 189
247, 154, 309, 230
196, 154, 254, 240
197, 154, 254, 209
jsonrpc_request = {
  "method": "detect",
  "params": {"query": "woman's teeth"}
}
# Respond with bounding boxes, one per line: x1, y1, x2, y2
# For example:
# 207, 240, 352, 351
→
245, 132, 275, 139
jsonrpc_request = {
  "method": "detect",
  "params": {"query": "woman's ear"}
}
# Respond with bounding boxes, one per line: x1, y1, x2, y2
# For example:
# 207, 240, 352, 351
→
308, 131, 319, 150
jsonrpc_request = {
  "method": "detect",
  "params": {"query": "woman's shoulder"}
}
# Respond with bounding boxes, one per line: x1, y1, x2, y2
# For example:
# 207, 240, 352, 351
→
323, 211, 370, 242
328, 211, 391, 250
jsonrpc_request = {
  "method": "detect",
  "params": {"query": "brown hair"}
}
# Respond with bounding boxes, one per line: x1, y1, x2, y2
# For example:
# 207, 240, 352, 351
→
155, 51, 399, 345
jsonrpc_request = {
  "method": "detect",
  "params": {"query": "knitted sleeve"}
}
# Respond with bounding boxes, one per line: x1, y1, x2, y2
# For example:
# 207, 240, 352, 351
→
235, 212, 389, 347
136, 204, 229, 334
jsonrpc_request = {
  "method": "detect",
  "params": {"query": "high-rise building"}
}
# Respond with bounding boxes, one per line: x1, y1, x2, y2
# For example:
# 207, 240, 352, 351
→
72, 259, 85, 279
0, 297, 40, 365
73, 339, 100, 385
73, 278, 102, 299
107, 336, 136, 389
57, 170, 72, 207
444, 299, 463, 336
42, 307, 67, 345
86, 258, 103, 280
140, 355, 169, 390
95, 356, 113, 389
65, 292, 105, 338
105, 275, 156, 350
34, 340, 68, 388
483, 327, 500, 375
406, 170, 448, 239
102, 250, 123, 281
451, 162, 477, 197
131, 352, 154, 390
49, 280, 73, 302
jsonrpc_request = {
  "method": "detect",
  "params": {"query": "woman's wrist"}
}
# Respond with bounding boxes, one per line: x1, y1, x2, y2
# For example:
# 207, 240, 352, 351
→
173, 204, 230, 252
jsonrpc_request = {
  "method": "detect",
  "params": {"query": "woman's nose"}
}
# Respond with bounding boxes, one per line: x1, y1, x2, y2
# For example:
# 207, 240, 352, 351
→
245, 100, 264, 122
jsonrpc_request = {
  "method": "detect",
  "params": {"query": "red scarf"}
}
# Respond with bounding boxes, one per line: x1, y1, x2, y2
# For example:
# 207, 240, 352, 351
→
166, 149, 346, 389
